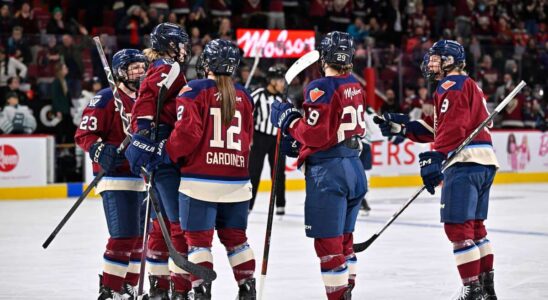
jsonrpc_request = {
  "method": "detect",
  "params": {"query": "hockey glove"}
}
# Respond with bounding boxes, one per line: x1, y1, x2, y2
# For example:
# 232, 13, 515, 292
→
124, 134, 158, 175
389, 135, 406, 145
418, 151, 446, 195
270, 101, 302, 134
89, 142, 120, 173
147, 139, 172, 171
280, 135, 300, 158
374, 113, 410, 137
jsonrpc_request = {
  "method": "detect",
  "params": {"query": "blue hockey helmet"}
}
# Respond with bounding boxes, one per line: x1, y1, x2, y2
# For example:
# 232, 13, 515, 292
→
199, 39, 241, 76
112, 48, 147, 90
150, 22, 190, 62
318, 31, 355, 66
421, 39, 466, 80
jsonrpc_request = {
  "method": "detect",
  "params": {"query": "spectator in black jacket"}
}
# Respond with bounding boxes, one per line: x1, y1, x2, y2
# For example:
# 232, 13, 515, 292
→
6, 26, 32, 65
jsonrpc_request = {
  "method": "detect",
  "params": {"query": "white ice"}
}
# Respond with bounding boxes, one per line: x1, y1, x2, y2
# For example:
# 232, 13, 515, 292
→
1, 183, 547, 299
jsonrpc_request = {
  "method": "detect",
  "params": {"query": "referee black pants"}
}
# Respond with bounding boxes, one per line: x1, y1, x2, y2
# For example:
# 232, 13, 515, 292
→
249, 131, 286, 210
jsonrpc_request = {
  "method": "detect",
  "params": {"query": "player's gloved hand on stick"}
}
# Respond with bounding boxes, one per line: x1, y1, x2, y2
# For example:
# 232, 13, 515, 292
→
89, 142, 120, 172
280, 135, 300, 158
147, 139, 171, 170
418, 151, 446, 194
124, 134, 158, 175
270, 101, 302, 134
389, 135, 406, 145
373, 113, 410, 137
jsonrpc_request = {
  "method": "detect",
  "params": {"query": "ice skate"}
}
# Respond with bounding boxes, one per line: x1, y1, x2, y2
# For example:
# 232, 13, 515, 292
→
193, 282, 212, 300
237, 278, 256, 300
480, 271, 497, 300
452, 281, 484, 300
359, 198, 371, 216
148, 276, 169, 300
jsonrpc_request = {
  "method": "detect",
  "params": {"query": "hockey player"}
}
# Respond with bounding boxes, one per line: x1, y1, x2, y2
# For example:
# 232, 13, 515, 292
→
74, 49, 148, 299
125, 39, 257, 300
248, 64, 288, 214
377, 40, 498, 300
271, 31, 366, 300
125, 22, 191, 299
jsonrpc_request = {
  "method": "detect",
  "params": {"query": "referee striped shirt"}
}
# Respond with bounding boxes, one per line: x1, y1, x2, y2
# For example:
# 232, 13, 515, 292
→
251, 87, 281, 136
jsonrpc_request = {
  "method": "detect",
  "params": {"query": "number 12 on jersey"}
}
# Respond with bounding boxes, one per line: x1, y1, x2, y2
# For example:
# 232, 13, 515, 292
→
210, 107, 242, 151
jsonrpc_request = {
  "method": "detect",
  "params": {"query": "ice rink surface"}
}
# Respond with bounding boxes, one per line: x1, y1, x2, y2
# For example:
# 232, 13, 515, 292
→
1, 183, 547, 299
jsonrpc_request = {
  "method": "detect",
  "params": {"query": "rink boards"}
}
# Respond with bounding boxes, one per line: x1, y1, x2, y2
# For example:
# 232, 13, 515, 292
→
1, 130, 547, 199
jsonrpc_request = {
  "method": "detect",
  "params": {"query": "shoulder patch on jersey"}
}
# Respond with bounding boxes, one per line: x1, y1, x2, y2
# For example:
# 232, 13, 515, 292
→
179, 85, 192, 95
441, 80, 456, 90
88, 88, 113, 108
309, 88, 325, 102
88, 94, 102, 107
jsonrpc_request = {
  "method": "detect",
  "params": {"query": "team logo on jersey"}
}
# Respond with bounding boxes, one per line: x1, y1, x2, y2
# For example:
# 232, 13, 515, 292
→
309, 88, 325, 102
441, 80, 456, 90
179, 85, 192, 95
88, 95, 101, 107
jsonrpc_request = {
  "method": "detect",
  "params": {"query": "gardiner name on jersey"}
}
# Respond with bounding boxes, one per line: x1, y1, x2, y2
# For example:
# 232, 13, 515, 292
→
166, 79, 255, 202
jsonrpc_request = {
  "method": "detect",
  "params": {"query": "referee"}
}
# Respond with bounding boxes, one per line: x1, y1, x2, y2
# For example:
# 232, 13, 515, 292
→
249, 64, 287, 215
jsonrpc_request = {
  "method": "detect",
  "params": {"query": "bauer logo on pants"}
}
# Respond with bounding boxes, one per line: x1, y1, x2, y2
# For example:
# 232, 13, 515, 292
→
0, 144, 19, 172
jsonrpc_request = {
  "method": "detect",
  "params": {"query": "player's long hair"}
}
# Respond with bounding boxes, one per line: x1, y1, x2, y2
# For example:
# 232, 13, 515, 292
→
215, 75, 236, 126
143, 48, 163, 61
327, 63, 353, 75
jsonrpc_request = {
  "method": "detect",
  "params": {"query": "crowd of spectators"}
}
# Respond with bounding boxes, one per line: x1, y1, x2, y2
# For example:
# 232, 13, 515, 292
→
0, 1, 546, 141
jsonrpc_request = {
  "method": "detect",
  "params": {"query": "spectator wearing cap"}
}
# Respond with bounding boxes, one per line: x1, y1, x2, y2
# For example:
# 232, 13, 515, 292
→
0, 47, 27, 90
46, 7, 74, 35
7, 26, 32, 64
0, 92, 36, 134
248, 64, 289, 215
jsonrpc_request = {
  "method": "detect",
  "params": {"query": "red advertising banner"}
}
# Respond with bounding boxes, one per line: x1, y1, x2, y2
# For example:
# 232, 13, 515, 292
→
236, 29, 315, 58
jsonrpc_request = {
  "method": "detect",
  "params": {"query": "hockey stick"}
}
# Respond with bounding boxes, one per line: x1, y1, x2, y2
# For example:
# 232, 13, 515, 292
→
245, 44, 262, 89
140, 64, 217, 283
258, 50, 320, 300
353, 80, 527, 253
42, 37, 133, 249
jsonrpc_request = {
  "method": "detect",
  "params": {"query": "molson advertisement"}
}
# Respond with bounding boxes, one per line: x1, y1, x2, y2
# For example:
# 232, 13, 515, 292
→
237, 29, 315, 58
